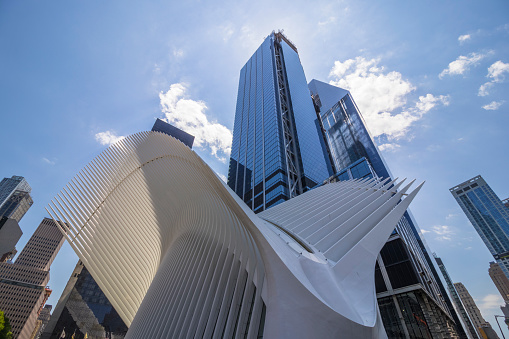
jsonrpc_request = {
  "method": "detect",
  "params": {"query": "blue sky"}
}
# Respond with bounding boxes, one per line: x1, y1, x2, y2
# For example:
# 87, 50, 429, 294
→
1, 0, 509, 336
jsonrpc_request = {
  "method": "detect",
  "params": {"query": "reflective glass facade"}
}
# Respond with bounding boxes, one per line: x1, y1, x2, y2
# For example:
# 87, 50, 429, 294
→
42, 261, 127, 339
308, 80, 390, 179
0, 190, 33, 222
451, 175, 509, 279
0, 176, 32, 216
227, 33, 328, 212
311, 80, 462, 337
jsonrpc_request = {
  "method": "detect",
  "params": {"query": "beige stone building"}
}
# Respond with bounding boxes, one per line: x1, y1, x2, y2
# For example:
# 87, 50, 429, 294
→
454, 282, 499, 339
0, 218, 64, 338
489, 262, 509, 302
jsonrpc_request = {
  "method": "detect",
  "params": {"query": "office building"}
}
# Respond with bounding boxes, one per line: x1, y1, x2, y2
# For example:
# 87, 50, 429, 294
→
0, 218, 65, 338
308, 79, 391, 180
47, 130, 422, 338
227, 31, 329, 212
0, 176, 31, 208
225, 32, 459, 337
41, 261, 127, 339
450, 176, 509, 280
310, 79, 464, 338
489, 262, 509, 302
435, 255, 479, 339
0, 175, 33, 262
30, 305, 52, 339
151, 118, 194, 148
0, 189, 33, 223
502, 198, 509, 209
0, 217, 23, 263
454, 283, 500, 339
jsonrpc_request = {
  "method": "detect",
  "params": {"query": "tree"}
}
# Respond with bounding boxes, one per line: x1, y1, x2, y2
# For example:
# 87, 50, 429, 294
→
0, 310, 13, 339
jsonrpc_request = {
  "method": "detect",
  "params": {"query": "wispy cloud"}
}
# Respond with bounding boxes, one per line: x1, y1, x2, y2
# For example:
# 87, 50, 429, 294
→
478, 82, 494, 96
173, 48, 184, 59
318, 16, 336, 26
95, 130, 125, 146
479, 60, 509, 96
159, 83, 232, 162
221, 24, 234, 42
439, 52, 489, 78
42, 157, 56, 165
378, 143, 400, 152
445, 213, 458, 220
329, 57, 449, 140
458, 34, 471, 43
483, 101, 504, 110
421, 225, 455, 241
487, 60, 509, 81
478, 294, 504, 313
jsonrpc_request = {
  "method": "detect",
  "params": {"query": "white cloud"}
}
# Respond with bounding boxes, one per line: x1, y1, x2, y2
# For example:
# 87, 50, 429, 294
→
159, 83, 232, 162
329, 57, 449, 140
458, 34, 471, 43
221, 24, 234, 42
482, 101, 504, 110
42, 157, 56, 165
173, 48, 184, 58
478, 82, 494, 96
478, 61, 509, 96
95, 130, 125, 146
318, 16, 336, 26
429, 225, 454, 241
487, 60, 509, 81
445, 213, 458, 220
421, 229, 430, 234
378, 143, 400, 152
478, 294, 504, 312
439, 52, 488, 78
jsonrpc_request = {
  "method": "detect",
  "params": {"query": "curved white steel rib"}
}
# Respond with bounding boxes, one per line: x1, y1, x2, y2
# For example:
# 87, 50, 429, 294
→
47, 131, 422, 339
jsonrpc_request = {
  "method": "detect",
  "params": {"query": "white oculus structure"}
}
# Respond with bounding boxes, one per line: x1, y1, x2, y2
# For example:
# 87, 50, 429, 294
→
47, 131, 423, 339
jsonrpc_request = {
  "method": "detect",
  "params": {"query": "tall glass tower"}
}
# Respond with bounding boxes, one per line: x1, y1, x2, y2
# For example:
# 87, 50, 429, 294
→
227, 31, 329, 213
451, 175, 509, 280
0, 175, 33, 221
310, 79, 465, 338
228, 32, 464, 337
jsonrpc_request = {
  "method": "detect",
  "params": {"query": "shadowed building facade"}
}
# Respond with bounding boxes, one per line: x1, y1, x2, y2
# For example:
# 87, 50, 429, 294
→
41, 261, 127, 339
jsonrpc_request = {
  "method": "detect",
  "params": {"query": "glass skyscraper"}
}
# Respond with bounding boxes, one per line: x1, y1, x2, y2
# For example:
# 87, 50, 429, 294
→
228, 31, 464, 338
0, 175, 33, 222
0, 176, 33, 262
310, 80, 466, 338
227, 31, 329, 212
308, 79, 391, 179
435, 255, 479, 339
451, 175, 509, 280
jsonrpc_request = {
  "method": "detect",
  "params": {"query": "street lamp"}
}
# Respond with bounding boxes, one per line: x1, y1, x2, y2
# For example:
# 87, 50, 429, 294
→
495, 315, 506, 339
